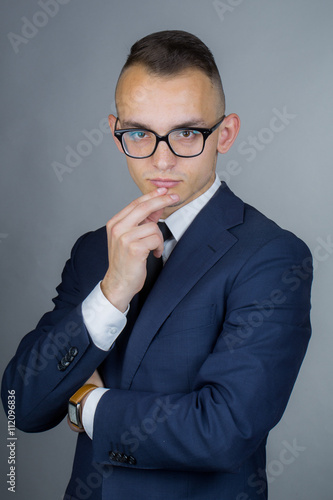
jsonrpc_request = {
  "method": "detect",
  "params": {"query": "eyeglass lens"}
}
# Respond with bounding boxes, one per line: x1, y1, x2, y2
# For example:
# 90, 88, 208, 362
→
122, 129, 204, 158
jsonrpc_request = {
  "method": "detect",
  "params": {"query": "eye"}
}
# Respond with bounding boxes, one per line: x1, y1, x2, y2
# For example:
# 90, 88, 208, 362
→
181, 130, 193, 138
177, 130, 201, 139
128, 130, 149, 141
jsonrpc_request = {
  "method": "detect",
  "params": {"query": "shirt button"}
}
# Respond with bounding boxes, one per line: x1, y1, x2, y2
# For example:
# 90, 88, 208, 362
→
109, 327, 118, 335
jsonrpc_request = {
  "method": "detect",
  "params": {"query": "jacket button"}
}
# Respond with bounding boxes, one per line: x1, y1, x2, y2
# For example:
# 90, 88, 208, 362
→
69, 346, 78, 357
128, 456, 137, 465
119, 454, 128, 463
57, 358, 70, 370
109, 451, 116, 461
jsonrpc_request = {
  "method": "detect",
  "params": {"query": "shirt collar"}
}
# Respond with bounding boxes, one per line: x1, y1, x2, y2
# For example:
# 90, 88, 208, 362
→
163, 174, 221, 242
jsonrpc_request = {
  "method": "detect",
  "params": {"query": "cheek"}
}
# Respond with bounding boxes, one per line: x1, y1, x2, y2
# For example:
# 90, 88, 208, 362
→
126, 162, 154, 194
181, 156, 215, 186
127, 162, 144, 181
126, 166, 143, 192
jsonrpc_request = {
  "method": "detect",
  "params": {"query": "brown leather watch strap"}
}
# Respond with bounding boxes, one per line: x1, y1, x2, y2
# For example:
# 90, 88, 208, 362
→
68, 384, 98, 429
69, 384, 98, 404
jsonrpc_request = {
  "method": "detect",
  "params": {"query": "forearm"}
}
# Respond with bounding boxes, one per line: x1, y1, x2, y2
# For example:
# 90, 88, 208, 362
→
90, 319, 310, 474
91, 386, 267, 473
1, 305, 109, 432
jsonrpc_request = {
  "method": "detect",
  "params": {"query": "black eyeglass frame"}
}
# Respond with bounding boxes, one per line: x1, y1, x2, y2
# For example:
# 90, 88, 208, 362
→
113, 115, 226, 159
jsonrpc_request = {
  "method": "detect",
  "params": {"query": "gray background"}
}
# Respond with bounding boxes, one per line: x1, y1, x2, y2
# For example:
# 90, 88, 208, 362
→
0, 0, 332, 498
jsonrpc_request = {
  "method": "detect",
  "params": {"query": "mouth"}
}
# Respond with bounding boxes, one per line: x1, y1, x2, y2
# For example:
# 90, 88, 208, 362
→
149, 178, 181, 188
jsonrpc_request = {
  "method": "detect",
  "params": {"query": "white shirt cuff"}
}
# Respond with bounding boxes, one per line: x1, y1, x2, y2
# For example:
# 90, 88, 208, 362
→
82, 388, 109, 439
82, 282, 128, 351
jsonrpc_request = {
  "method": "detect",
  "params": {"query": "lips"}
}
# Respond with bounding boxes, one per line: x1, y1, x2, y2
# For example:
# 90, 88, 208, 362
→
150, 179, 181, 188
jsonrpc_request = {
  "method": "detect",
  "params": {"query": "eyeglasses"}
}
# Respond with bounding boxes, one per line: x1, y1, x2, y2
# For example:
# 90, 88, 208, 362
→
114, 116, 225, 159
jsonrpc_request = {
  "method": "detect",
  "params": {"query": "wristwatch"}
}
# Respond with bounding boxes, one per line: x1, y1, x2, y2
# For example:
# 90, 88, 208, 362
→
68, 384, 97, 429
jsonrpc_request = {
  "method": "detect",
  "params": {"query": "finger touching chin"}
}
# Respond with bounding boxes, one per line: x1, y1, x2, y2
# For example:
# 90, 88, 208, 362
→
145, 208, 165, 223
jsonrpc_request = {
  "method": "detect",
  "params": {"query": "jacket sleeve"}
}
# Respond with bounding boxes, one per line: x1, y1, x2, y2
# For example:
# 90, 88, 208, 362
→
91, 234, 313, 473
1, 233, 110, 433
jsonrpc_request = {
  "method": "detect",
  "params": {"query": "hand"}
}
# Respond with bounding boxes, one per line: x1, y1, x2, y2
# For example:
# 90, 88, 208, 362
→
85, 369, 104, 388
101, 188, 179, 312
67, 415, 84, 433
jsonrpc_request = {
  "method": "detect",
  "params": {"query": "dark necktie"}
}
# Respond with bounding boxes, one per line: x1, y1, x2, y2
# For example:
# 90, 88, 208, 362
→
138, 221, 172, 308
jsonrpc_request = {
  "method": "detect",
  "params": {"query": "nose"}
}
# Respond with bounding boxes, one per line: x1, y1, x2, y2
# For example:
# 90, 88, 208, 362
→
151, 140, 177, 171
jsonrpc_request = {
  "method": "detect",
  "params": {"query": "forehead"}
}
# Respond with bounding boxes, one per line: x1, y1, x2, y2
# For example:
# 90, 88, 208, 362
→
116, 65, 220, 128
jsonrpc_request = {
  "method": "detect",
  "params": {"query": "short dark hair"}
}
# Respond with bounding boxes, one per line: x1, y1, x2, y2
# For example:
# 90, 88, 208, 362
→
116, 30, 225, 112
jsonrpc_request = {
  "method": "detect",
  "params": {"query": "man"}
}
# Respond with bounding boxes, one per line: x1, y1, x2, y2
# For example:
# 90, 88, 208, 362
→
2, 31, 312, 499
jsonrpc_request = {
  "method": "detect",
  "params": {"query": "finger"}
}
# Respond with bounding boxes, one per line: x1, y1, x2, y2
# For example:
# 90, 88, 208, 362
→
119, 221, 166, 256
120, 193, 179, 231
119, 223, 164, 252
153, 248, 163, 259
144, 208, 166, 224
130, 234, 165, 259
108, 188, 168, 227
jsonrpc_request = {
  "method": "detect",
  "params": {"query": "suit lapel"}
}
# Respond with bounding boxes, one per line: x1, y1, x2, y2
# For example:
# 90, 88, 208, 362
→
121, 183, 244, 389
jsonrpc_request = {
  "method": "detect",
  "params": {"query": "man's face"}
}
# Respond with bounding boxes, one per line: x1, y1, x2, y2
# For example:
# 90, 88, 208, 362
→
112, 65, 225, 218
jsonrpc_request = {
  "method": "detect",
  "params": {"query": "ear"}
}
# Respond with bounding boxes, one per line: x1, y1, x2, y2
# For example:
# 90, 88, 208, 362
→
217, 113, 241, 154
108, 114, 124, 154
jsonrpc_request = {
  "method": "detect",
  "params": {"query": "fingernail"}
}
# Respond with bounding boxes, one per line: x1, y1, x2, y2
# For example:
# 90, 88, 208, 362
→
170, 194, 179, 201
157, 187, 168, 194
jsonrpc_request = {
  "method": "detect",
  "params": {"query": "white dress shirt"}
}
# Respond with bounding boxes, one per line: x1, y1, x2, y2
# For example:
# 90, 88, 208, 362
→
81, 174, 221, 438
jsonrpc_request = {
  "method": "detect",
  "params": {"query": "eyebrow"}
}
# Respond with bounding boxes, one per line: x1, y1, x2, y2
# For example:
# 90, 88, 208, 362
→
119, 119, 208, 130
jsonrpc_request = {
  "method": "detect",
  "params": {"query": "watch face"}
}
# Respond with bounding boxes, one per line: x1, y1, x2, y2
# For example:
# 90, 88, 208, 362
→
68, 402, 79, 427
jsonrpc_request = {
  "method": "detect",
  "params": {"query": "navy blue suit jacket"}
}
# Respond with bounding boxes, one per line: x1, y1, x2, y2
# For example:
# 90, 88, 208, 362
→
1, 183, 312, 499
